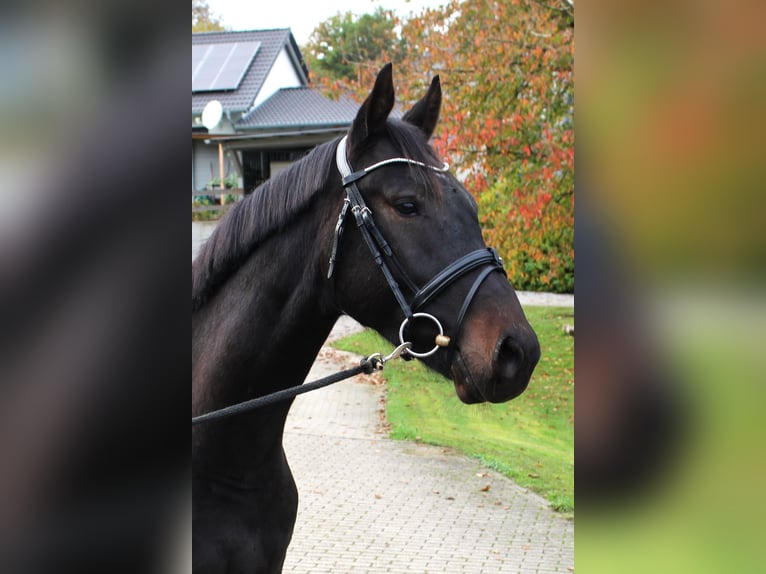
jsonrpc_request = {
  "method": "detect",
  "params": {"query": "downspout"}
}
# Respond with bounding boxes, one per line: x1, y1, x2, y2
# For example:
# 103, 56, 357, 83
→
225, 109, 244, 188
218, 111, 235, 191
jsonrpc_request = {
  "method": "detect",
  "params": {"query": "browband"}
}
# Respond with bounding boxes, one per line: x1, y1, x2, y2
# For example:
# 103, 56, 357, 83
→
335, 136, 449, 187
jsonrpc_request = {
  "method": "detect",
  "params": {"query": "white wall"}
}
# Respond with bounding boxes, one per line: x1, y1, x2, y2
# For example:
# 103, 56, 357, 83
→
269, 160, 293, 178
193, 142, 223, 191
253, 47, 303, 108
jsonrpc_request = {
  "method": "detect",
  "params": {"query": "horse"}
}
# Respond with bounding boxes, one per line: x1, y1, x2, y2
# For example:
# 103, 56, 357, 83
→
192, 63, 541, 574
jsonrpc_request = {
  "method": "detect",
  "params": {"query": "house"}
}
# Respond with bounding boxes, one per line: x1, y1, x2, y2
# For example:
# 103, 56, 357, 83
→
192, 29, 358, 194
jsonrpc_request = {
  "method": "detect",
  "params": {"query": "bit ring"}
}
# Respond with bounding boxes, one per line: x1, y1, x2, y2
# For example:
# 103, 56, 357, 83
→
398, 313, 444, 358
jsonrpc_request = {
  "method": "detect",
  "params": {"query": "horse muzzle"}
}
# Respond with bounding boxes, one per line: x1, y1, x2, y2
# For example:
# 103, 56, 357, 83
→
451, 324, 541, 404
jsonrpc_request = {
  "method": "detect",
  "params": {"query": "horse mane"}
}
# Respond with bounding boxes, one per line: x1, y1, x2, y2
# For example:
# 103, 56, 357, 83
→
192, 120, 441, 311
192, 137, 339, 311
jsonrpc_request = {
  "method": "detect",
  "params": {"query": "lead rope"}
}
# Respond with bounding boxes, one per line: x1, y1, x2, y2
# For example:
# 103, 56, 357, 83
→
192, 343, 411, 425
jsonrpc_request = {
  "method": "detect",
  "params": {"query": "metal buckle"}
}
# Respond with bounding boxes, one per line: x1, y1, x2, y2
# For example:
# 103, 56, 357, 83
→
327, 197, 351, 279
363, 342, 412, 372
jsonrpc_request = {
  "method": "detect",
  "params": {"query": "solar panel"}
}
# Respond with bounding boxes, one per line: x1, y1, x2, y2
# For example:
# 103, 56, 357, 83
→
192, 44, 208, 76
192, 41, 260, 93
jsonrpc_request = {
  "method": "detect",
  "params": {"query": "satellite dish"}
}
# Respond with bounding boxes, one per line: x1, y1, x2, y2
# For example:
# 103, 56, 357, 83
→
201, 100, 223, 130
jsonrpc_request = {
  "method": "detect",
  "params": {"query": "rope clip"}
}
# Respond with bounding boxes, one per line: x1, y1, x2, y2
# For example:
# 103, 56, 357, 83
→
361, 342, 412, 373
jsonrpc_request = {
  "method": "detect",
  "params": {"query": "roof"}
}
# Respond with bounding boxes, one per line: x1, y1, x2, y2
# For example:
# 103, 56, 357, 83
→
192, 29, 307, 115
237, 87, 359, 130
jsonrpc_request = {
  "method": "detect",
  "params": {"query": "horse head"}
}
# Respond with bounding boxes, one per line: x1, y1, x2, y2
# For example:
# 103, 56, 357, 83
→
326, 64, 540, 404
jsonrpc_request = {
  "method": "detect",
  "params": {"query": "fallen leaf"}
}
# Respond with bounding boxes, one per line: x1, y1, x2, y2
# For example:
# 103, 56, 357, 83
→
480, 484, 491, 492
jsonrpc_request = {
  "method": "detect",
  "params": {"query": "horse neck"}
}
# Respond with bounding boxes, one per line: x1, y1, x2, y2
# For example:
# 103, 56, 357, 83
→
192, 190, 341, 480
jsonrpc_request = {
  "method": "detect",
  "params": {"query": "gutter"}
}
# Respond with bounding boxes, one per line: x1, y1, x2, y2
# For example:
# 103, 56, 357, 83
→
209, 125, 350, 142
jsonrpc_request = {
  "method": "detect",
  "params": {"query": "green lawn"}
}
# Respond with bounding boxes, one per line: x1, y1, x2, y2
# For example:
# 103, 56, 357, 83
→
332, 305, 574, 513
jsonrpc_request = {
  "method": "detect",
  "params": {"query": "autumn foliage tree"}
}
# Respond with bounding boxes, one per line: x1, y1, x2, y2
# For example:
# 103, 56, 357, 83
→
192, 0, 225, 32
306, 0, 574, 292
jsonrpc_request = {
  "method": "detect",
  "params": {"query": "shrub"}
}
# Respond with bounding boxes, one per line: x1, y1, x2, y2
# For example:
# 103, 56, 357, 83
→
479, 171, 573, 293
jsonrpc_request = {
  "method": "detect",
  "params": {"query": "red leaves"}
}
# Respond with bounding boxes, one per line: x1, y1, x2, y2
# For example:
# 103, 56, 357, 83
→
307, 0, 573, 292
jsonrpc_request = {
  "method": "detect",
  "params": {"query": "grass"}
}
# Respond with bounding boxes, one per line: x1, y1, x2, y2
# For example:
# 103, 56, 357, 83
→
332, 305, 574, 513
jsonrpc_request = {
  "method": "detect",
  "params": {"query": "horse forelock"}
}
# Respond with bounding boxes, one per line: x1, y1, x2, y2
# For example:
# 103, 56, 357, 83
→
192, 138, 339, 311
382, 119, 445, 198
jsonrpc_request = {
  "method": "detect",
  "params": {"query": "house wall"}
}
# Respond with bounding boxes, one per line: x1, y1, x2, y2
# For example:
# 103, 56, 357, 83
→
192, 141, 240, 192
269, 160, 293, 178
253, 48, 303, 108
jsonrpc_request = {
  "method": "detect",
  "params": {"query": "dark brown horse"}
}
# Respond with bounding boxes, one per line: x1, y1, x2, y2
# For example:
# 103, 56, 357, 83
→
192, 64, 540, 573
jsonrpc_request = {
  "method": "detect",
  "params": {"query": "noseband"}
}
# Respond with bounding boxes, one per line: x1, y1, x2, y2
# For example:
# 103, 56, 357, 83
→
328, 136, 506, 359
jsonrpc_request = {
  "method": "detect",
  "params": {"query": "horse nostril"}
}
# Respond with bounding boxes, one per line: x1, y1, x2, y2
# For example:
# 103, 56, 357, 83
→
495, 336, 524, 381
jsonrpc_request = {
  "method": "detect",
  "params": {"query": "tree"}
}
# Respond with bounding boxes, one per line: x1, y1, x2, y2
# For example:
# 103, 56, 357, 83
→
408, 0, 574, 292
193, 0, 225, 32
308, 0, 574, 292
302, 7, 403, 87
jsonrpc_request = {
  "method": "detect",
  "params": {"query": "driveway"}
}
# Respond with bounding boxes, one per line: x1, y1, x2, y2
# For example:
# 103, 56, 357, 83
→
282, 315, 574, 573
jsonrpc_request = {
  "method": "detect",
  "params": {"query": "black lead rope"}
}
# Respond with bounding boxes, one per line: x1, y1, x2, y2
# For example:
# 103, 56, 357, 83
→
192, 363, 370, 426
192, 345, 410, 426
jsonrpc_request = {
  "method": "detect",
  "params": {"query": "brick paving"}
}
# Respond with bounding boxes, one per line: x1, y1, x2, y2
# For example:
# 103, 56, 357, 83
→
282, 317, 574, 573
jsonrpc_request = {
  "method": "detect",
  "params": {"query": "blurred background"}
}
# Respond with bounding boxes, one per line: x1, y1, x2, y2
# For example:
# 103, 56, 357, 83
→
577, 0, 765, 572
0, 1, 187, 573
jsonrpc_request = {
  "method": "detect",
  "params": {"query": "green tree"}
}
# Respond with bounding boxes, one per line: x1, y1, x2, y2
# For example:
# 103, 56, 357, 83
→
303, 7, 403, 87
193, 0, 225, 32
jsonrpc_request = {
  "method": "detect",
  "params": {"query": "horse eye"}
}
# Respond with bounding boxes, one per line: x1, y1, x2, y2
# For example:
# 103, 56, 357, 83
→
395, 201, 419, 217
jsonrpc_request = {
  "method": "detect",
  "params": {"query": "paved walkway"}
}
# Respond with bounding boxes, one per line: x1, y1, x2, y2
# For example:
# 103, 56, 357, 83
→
282, 316, 573, 573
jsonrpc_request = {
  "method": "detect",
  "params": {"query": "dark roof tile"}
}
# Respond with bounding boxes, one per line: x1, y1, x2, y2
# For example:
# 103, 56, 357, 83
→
237, 87, 358, 130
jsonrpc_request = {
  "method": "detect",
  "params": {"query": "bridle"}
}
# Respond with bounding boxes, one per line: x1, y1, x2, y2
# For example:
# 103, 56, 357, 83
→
328, 135, 506, 359
192, 135, 509, 425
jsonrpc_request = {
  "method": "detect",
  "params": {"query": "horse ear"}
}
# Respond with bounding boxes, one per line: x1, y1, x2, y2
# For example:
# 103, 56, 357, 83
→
402, 75, 441, 139
348, 63, 395, 151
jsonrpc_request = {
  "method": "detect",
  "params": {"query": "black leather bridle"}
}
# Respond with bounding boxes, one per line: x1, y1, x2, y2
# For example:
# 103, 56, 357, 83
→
328, 136, 507, 358
191, 136, 509, 425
